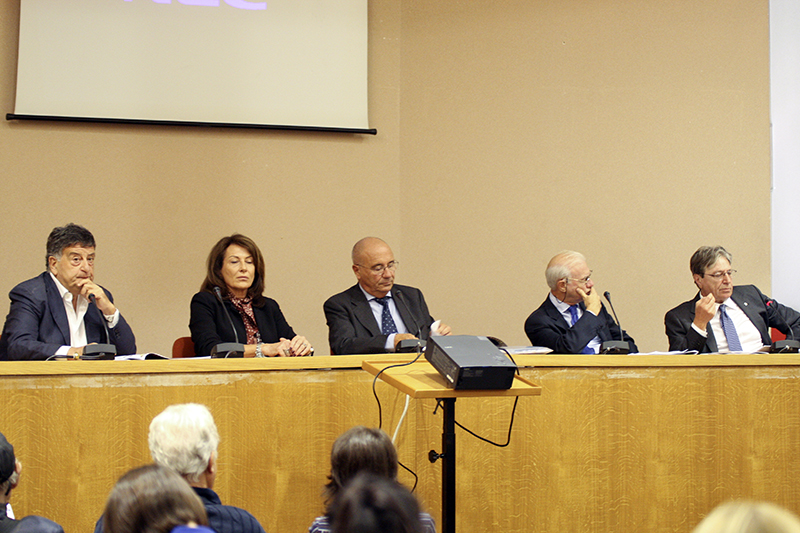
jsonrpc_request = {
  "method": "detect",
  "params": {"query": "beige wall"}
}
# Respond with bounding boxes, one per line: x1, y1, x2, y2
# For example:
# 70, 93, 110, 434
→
0, 0, 770, 355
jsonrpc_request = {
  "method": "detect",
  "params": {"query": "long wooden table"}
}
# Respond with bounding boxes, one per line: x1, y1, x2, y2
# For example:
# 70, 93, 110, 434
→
2, 354, 800, 533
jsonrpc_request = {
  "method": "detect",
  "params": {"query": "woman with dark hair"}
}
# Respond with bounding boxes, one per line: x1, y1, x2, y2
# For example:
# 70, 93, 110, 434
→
329, 473, 424, 533
102, 464, 209, 533
189, 234, 312, 357
309, 426, 435, 533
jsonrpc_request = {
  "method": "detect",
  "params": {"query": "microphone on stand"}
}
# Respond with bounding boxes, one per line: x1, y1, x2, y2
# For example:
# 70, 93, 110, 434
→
767, 300, 800, 353
211, 287, 245, 358
81, 293, 117, 360
394, 290, 426, 354
600, 291, 630, 355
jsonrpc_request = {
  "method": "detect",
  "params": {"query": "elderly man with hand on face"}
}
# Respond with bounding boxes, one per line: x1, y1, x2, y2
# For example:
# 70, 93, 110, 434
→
323, 237, 450, 355
524, 250, 637, 354
665, 245, 800, 353
0, 223, 136, 360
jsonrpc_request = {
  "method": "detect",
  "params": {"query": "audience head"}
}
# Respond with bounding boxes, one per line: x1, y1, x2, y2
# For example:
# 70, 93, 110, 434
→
351, 237, 397, 298
0, 432, 21, 501
690, 246, 735, 303
545, 250, 593, 305
201, 234, 266, 301
102, 464, 208, 533
148, 404, 220, 486
693, 501, 800, 533
329, 473, 423, 533
325, 426, 398, 504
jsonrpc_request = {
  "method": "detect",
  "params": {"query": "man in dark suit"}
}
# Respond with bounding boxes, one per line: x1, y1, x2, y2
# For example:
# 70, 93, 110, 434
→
524, 251, 637, 354
0, 223, 136, 360
323, 237, 450, 355
665, 245, 800, 353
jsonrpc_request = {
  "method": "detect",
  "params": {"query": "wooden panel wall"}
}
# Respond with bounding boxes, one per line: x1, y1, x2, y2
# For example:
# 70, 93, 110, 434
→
2, 356, 799, 533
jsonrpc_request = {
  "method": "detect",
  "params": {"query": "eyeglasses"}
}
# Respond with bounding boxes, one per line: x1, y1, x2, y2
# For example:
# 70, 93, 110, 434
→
566, 271, 592, 284
703, 269, 736, 280
357, 261, 399, 274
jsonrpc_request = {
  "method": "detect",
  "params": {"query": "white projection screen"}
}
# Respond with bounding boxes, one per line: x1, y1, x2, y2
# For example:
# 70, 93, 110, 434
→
12, 0, 372, 133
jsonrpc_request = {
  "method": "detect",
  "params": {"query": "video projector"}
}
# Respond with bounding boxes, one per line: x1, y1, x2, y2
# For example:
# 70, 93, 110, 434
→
424, 335, 517, 390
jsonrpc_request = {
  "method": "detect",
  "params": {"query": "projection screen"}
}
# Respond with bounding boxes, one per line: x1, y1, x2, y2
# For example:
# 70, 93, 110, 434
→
11, 0, 371, 133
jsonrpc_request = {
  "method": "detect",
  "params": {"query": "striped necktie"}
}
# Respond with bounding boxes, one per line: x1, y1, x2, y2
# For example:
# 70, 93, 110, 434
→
719, 304, 742, 352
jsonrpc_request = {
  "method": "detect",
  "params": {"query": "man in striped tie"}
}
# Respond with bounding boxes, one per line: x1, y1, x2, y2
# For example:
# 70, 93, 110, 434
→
665, 246, 800, 353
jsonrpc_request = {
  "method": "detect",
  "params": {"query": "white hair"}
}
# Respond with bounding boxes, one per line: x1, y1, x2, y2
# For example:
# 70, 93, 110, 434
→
148, 404, 220, 483
545, 251, 586, 290
693, 501, 800, 533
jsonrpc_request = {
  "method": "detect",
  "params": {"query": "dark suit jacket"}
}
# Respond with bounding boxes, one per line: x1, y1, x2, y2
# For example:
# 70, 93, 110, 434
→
0, 514, 64, 533
92, 487, 266, 533
323, 283, 433, 355
0, 272, 136, 361
664, 284, 800, 352
524, 295, 638, 354
189, 290, 297, 356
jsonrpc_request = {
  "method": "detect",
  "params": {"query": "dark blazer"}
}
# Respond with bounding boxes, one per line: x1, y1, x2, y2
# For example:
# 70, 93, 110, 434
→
189, 290, 297, 356
664, 284, 800, 352
524, 295, 638, 354
92, 487, 266, 533
323, 283, 433, 355
1, 515, 64, 533
0, 272, 136, 361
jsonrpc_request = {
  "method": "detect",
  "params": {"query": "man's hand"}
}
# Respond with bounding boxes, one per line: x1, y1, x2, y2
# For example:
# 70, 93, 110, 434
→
393, 333, 416, 348
693, 293, 717, 330
77, 279, 117, 316
577, 287, 602, 315
435, 322, 452, 336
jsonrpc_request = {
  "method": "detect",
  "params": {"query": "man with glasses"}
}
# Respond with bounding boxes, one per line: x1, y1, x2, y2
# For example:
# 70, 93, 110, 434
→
0, 223, 136, 360
324, 237, 450, 354
524, 250, 637, 354
665, 245, 800, 353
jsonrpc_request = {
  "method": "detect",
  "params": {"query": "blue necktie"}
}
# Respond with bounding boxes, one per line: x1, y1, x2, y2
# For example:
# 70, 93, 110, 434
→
375, 297, 398, 335
719, 304, 742, 352
568, 305, 595, 354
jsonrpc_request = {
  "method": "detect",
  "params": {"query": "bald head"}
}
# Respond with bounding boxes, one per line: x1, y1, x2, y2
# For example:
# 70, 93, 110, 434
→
351, 237, 396, 298
352, 237, 390, 265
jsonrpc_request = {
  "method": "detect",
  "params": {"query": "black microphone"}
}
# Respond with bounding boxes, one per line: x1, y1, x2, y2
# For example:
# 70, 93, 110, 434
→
767, 300, 800, 353
81, 293, 117, 360
393, 290, 425, 354
211, 287, 245, 358
600, 291, 630, 355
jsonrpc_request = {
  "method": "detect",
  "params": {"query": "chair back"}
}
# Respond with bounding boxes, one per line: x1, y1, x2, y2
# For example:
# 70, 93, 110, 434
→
172, 337, 195, 358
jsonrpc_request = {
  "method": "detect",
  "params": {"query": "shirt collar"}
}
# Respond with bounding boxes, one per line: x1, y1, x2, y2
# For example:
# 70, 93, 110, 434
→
49, 272, 71, 301
359, 284, 390, 302
549, 292, 575, 313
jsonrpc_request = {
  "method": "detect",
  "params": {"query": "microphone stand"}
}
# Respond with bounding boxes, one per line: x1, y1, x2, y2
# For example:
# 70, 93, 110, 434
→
600, 291, 630, 355
81, 294, 117, 360
394, 290, 426, 353
211, 287, 245, 358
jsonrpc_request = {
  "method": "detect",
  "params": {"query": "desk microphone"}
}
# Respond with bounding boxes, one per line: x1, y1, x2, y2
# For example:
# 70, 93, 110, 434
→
600, 291, 630, 355
212, 287, 245, 358
394, 290, 425, 354
767, 300, 800, 353
81, 293, 117, 360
